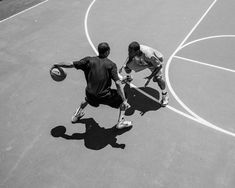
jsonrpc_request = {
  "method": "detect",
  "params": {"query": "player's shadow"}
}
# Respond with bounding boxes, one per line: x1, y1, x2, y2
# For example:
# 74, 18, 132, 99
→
50, 118, 132, 150
124, 84, 161, 116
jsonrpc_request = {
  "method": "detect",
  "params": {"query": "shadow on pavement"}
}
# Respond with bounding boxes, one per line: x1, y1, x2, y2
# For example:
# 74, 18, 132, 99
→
124, 84, 161, 116
51, 118, 132, 150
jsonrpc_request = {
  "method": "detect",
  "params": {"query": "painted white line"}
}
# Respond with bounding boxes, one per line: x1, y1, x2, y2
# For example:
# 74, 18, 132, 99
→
84, 0, 199, 121
167, 105, 235, 139
85, 0, 235, 137
167, 105, 201, 122
176, 0, 218, 51
175, 55, 235, 73
180, 35, 235, 49
130, 83, 207, 124
165, 0, 218, 123
84, 0, 98, 55
0, 0, 49, 23
82, 0, 210, 122
165, 0, 235, 138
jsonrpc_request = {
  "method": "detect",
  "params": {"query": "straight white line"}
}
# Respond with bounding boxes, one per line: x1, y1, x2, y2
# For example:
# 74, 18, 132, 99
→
130, 84, 203, 122
164, 0, 235, 138
175, 55, 235, 73
177, 0, 218, 50
165, 0, 218, 123
84, 0, 205, 121
0, 0, 49, 23
84, 0, 202, 124
125, 83, 235, 139
85, 0, 235, 137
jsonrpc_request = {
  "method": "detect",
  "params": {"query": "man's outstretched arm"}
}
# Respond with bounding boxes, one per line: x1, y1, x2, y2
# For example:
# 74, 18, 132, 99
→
53, 62, 75, 69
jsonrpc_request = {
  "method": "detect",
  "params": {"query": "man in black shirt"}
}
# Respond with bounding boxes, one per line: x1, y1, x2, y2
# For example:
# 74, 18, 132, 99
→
52, 42, 132, 129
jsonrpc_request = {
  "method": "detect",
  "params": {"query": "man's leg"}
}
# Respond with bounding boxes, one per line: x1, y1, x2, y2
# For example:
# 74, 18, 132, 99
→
116, 104, 132, 129
104, 89, 132, 129
153, 75, 169, 107
71, 100, 88, 123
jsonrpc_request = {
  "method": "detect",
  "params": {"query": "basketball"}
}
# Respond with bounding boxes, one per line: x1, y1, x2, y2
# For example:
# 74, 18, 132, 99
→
50, 66, 67, 82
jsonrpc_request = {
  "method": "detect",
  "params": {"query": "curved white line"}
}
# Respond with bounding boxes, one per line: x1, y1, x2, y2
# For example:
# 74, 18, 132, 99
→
85, 0, 235, 137
84, 0, 98, 55
180, 35, 235, 49
165, 0, 235, 137
165, 0, 218, 123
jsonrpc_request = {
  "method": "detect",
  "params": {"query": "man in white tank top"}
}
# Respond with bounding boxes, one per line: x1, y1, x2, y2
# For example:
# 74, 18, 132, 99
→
119, 41, 169, 107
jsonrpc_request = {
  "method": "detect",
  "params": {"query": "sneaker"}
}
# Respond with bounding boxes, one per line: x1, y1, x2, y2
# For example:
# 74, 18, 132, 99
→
71, 109, 85, 123
121, 75, 133, 84
116, 117, 132, 129
161, 92, 169, 107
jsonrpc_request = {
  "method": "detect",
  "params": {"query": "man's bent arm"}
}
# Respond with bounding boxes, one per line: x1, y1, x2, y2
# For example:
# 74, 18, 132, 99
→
119, 57, 130, 73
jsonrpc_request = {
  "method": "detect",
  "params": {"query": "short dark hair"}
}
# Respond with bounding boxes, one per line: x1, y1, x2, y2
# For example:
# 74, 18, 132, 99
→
128, 41, 140, 52
98, 42, 110, 55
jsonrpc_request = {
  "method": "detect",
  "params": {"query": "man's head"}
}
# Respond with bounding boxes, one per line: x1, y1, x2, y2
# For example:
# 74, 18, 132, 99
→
128, 41, 140, 59
98, 42, 110, 58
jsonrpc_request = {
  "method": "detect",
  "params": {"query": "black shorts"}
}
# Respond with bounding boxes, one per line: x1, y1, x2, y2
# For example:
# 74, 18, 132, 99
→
85, 89, 123, 109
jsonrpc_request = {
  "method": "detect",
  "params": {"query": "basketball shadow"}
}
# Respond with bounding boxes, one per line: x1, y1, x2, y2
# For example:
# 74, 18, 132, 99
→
124, 84, 161, 116
51, 118, 132, 150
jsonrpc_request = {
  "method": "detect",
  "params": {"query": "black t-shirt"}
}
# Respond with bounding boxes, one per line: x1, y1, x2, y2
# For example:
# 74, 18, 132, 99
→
73, 56, 120, 97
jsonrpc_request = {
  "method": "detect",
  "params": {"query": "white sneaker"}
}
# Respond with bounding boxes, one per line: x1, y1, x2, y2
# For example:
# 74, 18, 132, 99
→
116, 117, 132, 129
161, 93, 169, 107
71, 109, 85, 123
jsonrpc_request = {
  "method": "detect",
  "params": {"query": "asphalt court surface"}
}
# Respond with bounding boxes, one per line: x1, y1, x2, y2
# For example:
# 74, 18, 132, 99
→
0, 0, 45, 21
0, 0, 235, 187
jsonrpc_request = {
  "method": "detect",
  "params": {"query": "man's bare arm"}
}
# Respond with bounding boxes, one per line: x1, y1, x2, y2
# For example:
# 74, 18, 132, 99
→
115, 80, 130, 110
53, 62, 74, 69
115, 80, 126, 102
119, 57, 130, 73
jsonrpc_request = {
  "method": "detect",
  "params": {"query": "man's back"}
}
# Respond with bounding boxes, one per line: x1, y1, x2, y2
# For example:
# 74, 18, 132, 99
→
140, 45, 163, 61
74, 56, 119, 97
